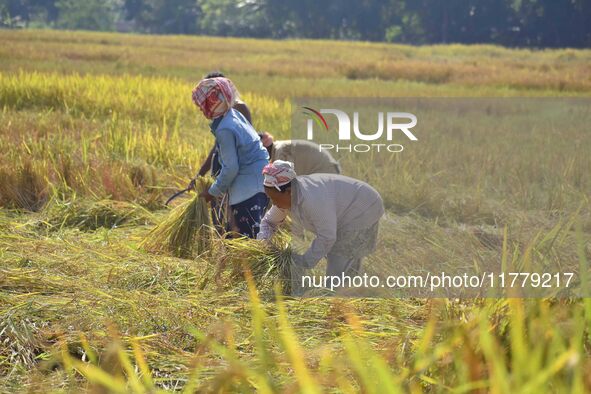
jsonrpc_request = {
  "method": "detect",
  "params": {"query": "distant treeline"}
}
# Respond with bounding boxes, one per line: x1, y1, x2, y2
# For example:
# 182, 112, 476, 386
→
2, 0, 590, 48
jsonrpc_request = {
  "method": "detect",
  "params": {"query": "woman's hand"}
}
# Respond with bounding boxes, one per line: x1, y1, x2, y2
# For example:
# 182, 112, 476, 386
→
199, 189, 215, 203
187, 178, 196, 191
256, 229, 272, 241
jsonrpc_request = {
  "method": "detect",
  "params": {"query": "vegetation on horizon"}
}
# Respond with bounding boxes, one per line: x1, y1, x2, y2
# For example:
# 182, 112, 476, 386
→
2, 0, 591, 48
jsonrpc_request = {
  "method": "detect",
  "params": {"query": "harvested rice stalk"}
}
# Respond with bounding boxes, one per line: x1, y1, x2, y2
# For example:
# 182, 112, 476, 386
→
223, 232, 293, 294
42, 198, 154, 231
140, 177, 213, 258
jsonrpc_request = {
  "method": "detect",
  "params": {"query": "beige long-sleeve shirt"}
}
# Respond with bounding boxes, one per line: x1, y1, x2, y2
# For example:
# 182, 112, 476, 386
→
258, 174, 384, 268
271, 140, 340, 175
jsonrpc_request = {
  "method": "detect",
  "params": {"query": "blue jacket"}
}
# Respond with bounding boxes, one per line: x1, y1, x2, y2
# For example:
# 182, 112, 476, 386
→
208, 108, 269, 205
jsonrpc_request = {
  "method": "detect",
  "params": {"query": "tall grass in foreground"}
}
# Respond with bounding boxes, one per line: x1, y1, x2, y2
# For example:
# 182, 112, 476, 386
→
52, 278, 591, 392
2, 209, 590, 392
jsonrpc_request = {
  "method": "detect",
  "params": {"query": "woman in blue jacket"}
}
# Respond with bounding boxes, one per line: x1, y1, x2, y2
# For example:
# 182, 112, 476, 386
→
191, 77, 269, 238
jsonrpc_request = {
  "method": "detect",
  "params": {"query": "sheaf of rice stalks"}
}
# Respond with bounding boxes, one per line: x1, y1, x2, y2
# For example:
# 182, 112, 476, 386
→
222, 232, 293, 294
140, 177, 213, 258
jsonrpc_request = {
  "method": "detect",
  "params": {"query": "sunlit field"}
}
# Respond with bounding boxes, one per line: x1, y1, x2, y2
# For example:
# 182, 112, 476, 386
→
1, 30, 591, 392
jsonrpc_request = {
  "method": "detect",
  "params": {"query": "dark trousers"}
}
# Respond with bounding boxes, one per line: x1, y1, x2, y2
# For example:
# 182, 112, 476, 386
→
230, 192, 269, 239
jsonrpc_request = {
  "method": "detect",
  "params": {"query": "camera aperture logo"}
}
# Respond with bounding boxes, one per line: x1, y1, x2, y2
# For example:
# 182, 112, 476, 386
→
302, 106, 418, 153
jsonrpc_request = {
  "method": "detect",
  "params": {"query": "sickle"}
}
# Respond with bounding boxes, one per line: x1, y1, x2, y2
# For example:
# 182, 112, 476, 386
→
165, 187, 191, 206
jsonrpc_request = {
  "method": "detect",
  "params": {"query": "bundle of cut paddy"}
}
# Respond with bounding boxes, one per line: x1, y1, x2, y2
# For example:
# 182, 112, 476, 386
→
140, 177, 213, 258
224, 232, 293, 294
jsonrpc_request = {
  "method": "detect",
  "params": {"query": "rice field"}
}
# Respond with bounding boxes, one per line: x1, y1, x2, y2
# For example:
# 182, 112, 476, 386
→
1, 29, 591, 392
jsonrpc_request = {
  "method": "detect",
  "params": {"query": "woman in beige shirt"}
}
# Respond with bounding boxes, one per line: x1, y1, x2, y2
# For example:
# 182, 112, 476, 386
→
257, 160, 383, 278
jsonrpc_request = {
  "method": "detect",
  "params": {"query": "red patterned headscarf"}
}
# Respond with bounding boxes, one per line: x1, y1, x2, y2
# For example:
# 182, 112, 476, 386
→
192, 77, 238, 119
262, 160, 297, 190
